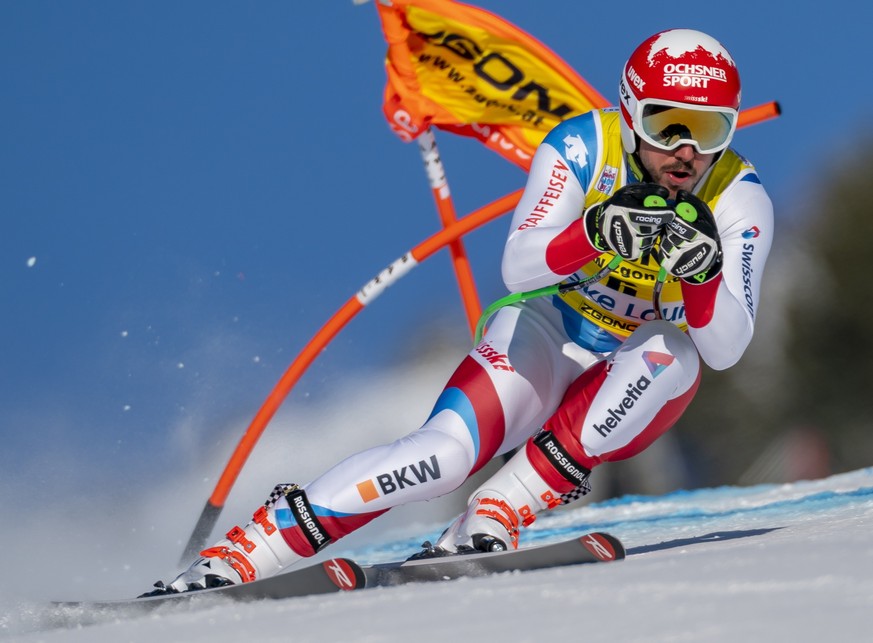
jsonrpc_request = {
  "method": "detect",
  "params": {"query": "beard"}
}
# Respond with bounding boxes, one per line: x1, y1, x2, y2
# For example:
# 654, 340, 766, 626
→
658, 160, 695, 181
650, 160, 698, 196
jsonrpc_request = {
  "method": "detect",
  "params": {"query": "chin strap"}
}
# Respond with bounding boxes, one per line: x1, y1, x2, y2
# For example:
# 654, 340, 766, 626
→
627, 149, 652, 183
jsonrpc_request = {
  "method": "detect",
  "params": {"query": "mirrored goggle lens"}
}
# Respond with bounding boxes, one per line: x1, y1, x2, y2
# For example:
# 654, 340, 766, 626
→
640, 105, 735, 153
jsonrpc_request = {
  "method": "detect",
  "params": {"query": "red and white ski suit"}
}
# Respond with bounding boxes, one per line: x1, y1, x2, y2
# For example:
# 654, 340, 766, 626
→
278, 108, 773, 558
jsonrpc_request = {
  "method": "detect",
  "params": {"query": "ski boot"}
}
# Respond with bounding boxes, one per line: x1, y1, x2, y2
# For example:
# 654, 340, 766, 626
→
432, 490, 520, 554
141, 485, 305, 596
413, 440, 591, 560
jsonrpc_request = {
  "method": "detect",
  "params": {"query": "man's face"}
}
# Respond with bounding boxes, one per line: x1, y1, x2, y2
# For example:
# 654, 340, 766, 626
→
637, 139, 717, 199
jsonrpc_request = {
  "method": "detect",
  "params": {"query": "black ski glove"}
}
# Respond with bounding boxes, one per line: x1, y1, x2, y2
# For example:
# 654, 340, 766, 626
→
584, 183, 674, 262
654, 190, 723, 283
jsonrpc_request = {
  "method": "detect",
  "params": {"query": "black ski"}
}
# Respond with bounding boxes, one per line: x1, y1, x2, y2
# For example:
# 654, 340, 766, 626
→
47, 558, 364, 626
355, 531, 624, 587
48, 532, 623, 626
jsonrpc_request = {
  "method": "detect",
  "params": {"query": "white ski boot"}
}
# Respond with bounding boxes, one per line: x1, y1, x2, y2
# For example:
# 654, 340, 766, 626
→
432, 489, 521, 554
428, 444, 587, 556
143, 489, 305, 596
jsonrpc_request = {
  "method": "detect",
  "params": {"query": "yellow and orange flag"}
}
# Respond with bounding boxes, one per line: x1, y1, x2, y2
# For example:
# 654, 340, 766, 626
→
375, 0, 780, 170
375, 0, 608, 170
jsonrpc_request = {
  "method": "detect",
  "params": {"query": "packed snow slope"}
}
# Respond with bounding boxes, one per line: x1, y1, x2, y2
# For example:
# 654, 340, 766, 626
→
3, 467, 872, 642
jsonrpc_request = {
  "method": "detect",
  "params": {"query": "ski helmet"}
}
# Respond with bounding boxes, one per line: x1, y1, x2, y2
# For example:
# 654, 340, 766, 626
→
619, 29, 741, 155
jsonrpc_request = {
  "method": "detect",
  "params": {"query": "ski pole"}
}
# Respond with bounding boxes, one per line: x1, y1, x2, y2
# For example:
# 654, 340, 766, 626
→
652, 266, 668, 321
474, 254, 623, 344
476, 194, 670, 343
652, 197, 704, 320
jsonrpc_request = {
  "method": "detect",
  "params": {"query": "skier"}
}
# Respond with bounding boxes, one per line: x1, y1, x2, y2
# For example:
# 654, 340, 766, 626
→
149, 28, 773, 594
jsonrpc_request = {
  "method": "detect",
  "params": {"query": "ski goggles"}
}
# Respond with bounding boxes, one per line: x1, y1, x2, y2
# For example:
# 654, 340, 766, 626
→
637, 100, 738, 154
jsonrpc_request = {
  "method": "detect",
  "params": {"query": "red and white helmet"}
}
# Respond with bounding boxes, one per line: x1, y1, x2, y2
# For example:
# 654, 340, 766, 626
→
619, 29, 741, 155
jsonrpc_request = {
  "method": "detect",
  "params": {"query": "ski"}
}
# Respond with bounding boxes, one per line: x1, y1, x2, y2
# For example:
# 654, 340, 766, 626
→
47, 557, 364, 626
352, 531, 625, 588
47, 532, 622, 626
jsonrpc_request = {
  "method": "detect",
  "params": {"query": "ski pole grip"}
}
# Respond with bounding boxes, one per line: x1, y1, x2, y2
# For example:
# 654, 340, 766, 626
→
643, 195, 668, 207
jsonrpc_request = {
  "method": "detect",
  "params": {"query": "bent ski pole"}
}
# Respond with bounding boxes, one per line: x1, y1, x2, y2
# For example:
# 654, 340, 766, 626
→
475, 192, 671, 343
474, 254, 623, 344
652, 266, 668, 321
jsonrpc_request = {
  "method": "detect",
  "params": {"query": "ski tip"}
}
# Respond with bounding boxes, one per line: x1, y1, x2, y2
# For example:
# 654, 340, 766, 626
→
322, 557, 366, 591
578, 532, 626, 562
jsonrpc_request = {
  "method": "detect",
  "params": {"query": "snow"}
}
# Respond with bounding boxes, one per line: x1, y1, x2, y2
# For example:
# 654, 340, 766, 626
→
3, 468, 873, 642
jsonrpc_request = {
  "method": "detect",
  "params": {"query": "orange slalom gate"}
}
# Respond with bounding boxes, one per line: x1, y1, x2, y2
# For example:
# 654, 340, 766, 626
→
179, 188, 523, 561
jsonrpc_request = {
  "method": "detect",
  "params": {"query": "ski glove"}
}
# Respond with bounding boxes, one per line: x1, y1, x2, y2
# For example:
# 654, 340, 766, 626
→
584, 183, 674, 262
654, 190, 723, 283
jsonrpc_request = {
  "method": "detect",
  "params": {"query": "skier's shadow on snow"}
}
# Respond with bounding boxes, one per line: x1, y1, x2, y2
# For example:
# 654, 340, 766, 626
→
626, 528, 782, 555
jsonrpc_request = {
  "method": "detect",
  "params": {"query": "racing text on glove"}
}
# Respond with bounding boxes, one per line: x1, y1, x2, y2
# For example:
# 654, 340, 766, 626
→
584, 183, 674, 262
654, 190, 723, 283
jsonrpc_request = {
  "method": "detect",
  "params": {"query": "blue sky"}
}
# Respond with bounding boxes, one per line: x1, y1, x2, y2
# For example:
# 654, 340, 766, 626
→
1, 1, 869, 482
